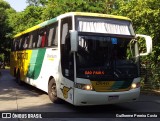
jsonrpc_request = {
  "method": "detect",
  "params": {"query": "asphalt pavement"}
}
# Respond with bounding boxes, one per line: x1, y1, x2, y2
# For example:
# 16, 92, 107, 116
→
0, 69, 160, 121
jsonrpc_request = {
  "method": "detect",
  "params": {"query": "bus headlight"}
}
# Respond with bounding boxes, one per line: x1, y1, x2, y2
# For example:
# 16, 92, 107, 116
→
131, 82, 140, 89
75, 83, 93, 91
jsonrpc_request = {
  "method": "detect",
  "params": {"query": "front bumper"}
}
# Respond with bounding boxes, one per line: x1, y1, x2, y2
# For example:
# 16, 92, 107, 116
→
73, 88, 140, 106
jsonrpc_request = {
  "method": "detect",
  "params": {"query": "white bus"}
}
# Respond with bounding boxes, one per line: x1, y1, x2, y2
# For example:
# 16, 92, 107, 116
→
10, 12, 152, 106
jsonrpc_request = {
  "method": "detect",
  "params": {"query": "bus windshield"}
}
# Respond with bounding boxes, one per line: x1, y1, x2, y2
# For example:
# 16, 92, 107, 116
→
76, 33, 139, 80
76, 16, 135, 36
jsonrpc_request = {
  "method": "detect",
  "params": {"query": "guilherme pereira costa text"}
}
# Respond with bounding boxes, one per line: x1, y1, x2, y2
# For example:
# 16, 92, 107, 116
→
116, 113, 158, 118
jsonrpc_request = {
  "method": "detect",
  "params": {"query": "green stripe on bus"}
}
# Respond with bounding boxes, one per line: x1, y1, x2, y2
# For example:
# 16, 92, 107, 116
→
111, 80, 133, 90
40, 18, 57, 27
27, 48, 46, 79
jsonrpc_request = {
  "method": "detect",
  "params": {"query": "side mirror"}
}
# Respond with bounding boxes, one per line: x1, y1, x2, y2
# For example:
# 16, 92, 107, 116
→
136, 34, 152, 56
70, 30, 78, 52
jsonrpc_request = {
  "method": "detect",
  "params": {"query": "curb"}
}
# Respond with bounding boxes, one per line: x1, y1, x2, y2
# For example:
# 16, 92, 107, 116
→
141, 90, 160, 96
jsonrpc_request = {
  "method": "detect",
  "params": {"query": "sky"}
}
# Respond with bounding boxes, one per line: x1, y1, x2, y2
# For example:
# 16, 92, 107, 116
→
4, 0, 28, 12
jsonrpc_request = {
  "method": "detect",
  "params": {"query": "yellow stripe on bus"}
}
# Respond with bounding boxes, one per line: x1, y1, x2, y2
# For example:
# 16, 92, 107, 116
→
71, 12, 131, 21
14, 25, 40, 38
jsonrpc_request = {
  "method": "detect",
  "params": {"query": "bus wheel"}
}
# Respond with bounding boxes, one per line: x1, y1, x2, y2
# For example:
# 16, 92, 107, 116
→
48, 79, 61, 103
16, 70, 22, 85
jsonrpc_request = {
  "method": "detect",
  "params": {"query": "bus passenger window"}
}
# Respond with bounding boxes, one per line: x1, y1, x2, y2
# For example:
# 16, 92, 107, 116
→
48, 22, 58, 47
23, 36, 29, 49
33, 41, 36, 48
41, 31, 46, 47
32, 31, 38, 48
18, 38, 23, 50
14, 39, 19, 51
28, 34, 33, 49
37, 35, 42, 48
61, 23, 68, 44
48, 28, 54, 46
37, 29, 47, 48
53, 26, 58, 46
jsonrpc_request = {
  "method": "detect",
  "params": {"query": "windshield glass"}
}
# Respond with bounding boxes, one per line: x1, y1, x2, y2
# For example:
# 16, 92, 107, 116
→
76, 16, 135, 36
76, 33, 139, 80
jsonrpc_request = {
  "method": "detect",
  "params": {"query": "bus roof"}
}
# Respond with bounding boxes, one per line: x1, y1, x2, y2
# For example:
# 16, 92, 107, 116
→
14, 12, 131, 38
67, 12, 131, 20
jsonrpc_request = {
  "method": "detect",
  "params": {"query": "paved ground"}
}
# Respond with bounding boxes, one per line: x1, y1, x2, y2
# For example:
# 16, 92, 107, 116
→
0, 69, 160, 121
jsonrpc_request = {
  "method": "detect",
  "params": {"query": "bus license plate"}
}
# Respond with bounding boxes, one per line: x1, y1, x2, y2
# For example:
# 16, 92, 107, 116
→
108, 95, 119, 101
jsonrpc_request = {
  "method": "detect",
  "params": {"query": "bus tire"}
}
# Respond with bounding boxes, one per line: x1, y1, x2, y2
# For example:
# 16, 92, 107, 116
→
16, 70, 23, 85
48, 78, 61, 103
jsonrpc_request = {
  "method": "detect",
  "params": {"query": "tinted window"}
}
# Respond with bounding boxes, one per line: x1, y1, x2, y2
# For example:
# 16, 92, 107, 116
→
37, 28, 47, 48
48, 22, 58, 47
60, 17, 73, 80
32, 30, 38, 48
23, 35, 29, 49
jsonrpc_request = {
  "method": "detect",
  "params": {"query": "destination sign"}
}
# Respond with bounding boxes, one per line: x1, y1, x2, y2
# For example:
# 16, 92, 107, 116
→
84, 70, 105, 75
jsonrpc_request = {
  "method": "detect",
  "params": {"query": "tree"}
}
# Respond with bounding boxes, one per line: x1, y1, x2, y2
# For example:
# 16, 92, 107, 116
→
112, 0, 160, 89
26, 0, 47, 6
0, 0, 15, 62
42, 0, 108, 20
112, 0, 160, 63
9, 5, 43, 34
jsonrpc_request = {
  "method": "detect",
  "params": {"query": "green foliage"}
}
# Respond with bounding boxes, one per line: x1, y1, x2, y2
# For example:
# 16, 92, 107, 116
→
0, 0, 14, 62
0, 53, 4, 61
26, 0, 47, 6
9, 6, 43, 33
42, 0, 108, 20
0, 0, 13, 40
112, 0, 160, 89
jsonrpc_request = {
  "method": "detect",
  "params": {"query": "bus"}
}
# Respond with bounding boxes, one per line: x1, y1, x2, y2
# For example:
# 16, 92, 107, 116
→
10, 12, 152, 106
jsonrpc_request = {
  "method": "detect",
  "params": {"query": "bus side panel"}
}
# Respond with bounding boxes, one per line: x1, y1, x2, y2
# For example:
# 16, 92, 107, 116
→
31, 48, 59, 93
21, 50, 32, 81
10, 50, 32, 80
58, 76, 74, 104
24, 48, 46, 88
26, 48, 46, 80
36, 47, 75, 104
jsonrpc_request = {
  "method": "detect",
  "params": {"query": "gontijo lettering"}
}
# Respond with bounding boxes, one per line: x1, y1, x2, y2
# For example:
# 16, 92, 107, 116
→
17, 53, 28, 59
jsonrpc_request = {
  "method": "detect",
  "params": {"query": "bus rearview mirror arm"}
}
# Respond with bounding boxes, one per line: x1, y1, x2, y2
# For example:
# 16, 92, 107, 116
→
70, 30, 78, 52
136, 34, 152, 56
